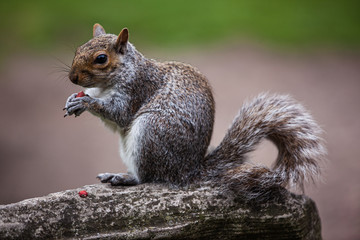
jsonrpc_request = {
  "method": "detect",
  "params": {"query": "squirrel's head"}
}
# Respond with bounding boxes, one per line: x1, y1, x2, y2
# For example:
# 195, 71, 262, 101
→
68, 24, 130, 88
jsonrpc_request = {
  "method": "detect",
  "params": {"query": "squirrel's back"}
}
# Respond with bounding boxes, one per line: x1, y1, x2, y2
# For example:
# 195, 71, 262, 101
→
132, 61, 215, 185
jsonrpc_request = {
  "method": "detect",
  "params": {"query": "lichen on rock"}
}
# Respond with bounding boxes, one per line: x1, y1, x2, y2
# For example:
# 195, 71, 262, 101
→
0, 183, 321, 239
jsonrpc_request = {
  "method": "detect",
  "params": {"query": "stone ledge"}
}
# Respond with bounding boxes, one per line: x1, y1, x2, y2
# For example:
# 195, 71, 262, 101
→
0, 184, 321, 239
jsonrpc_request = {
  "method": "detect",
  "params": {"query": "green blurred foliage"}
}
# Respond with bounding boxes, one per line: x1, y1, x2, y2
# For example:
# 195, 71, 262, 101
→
0, 0, 359, 54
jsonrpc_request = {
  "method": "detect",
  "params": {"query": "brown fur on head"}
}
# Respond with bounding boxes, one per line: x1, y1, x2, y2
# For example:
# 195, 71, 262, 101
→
68, 24, 129, 88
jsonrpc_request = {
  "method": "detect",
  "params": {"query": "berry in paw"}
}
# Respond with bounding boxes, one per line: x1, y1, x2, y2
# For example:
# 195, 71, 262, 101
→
76, 91, 86, 98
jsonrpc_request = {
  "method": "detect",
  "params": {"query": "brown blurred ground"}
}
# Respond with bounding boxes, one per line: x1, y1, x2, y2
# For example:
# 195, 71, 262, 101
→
0, 45, 359, 240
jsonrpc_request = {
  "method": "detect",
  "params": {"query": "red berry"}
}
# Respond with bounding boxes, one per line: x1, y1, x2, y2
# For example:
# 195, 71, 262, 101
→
79, 190, 88, 198
76, 91, 86, 98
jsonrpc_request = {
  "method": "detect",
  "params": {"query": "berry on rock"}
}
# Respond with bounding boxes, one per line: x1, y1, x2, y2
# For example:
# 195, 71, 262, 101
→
78, 190, 88, 198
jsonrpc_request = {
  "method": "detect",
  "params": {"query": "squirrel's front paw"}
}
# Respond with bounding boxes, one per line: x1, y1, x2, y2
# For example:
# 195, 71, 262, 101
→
64, 93, 91, 117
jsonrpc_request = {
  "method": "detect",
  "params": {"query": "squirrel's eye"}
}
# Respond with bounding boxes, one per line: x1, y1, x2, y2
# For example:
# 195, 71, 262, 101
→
94, 54, 108, 64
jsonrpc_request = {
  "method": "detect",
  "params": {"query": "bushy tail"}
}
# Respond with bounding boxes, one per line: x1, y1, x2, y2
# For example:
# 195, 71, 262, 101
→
204, 93, 326, 201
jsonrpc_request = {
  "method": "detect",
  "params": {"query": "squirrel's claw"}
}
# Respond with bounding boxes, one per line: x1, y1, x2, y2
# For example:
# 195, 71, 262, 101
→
63, 107, 68, 117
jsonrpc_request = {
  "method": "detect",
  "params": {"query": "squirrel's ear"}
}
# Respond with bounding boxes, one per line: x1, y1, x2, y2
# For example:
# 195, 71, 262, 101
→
93, 23, 106, 37
116, 28, 129, 54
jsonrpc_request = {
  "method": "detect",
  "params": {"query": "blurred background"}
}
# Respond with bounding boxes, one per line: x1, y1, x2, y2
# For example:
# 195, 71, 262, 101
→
0, 1, 359, 239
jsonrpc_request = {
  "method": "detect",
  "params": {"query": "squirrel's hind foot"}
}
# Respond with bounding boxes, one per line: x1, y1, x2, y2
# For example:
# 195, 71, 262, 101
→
97, 172, 139, 186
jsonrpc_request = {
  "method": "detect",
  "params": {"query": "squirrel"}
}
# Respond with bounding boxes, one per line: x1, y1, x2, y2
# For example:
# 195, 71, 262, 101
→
64, 24, 326, 201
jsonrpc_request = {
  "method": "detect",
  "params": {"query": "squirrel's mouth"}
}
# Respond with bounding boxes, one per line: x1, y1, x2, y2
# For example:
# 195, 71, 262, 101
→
81, 82, 97, 88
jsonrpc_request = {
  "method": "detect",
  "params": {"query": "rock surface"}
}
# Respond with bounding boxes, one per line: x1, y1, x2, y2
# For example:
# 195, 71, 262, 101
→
0, 184, 321, 239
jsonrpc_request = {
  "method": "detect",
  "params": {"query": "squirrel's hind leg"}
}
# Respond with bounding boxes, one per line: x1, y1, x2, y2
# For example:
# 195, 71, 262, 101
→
97, 172, 139, 186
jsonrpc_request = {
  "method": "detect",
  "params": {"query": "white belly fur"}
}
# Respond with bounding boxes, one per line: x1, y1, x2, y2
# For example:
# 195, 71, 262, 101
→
118, 117, 144, 180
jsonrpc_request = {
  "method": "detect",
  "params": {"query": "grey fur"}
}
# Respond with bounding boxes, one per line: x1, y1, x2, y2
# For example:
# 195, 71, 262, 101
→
204, 94, 326, 201
64, 25, 326, 201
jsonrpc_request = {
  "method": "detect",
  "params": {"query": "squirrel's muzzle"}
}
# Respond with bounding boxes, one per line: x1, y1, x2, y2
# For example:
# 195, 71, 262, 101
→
69, 71, 79, 84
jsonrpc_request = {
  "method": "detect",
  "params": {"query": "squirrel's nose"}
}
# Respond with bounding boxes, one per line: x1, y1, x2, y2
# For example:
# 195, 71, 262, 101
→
69, 71, 79, 84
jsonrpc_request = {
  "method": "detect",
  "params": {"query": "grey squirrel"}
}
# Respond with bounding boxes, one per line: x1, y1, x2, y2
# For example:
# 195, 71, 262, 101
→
64, 24, 326, 201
